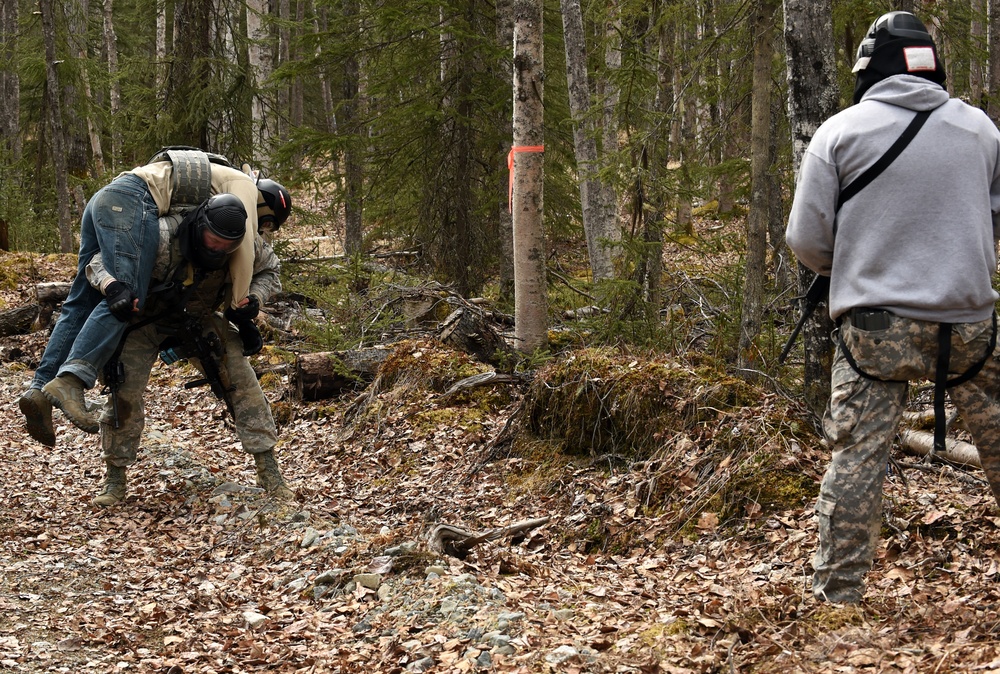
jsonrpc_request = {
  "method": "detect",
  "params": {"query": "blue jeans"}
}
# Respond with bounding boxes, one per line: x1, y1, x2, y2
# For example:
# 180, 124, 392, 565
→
31, 174, 159, 390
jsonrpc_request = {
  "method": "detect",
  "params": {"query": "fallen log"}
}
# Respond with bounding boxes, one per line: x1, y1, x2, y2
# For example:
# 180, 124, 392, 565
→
427, 516, 551, 559
290, 348, 390, 401
0, 304, 40, 337
898, 429, 981, 467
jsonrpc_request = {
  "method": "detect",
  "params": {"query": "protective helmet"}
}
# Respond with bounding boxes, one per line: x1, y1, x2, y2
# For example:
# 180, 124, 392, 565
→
852, 11, 945, 104
203, 193, 247, 242
256, 178, 291, 231
183, 193, 247, 271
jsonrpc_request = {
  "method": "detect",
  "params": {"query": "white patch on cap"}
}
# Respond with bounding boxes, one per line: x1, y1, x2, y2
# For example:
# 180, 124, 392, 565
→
852, 56, 871, 73
903, 46, 937, 72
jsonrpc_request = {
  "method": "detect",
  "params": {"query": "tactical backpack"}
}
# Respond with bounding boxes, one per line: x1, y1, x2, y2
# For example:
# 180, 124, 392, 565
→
147, 146, 235, 209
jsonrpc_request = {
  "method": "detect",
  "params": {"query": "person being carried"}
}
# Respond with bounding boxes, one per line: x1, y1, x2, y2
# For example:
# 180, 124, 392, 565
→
17, 149, 291, 446
786, 11, 1000, 604
88, 193, 293, 506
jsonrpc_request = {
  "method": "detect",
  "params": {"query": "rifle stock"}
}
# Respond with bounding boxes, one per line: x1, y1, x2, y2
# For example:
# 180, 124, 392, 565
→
779, 274, 830, 364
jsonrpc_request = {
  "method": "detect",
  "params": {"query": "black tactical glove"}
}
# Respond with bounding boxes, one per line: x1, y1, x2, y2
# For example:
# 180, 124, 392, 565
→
235, 320, 264, 356
224, 294, 260, 323
105, 281, 137, 322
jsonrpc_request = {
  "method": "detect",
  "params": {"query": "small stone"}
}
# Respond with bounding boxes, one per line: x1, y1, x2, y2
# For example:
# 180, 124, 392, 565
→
379, 525, 392, 535
553, 609, 575, 621
353, 573, 382, 590
300, 527, 321, 548
377, 585, 392, 601
545, 645, 579, 665
466, 627, 484, 642
439, 598, 458, 614
243, 611, 268, 628
475, 651, 493, 669
352, 620, 371, 634
498, 611, 525, 622
454, 573, 479, 586
385, 541, 418, 556
425, 565, 447, 577
407, 657, 434, 673
315, 569, 348, 586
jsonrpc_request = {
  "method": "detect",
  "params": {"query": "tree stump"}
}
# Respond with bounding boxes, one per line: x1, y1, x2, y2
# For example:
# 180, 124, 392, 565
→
291, 348, 389, 401
439, 308, 512, 366
34, 282, 72, 330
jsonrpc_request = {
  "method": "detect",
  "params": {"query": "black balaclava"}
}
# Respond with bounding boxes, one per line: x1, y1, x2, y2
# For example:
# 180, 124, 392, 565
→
852, 12, 947, 104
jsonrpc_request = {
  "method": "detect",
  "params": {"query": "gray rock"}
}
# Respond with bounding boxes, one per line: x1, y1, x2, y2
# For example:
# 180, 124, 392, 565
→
385, 541, 419, 556
475, 651, 493, 669
407, 657, 434, 673
425, 565, 447, 577
300, 527, 321, 548
315, 569, 348, 586
553, 609, 575, 621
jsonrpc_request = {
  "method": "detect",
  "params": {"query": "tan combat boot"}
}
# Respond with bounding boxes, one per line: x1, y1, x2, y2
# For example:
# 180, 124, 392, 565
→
254, 450, 294, 500
19, 388, 56, 447
92, 465, 127, 507
42, 374, 99, 434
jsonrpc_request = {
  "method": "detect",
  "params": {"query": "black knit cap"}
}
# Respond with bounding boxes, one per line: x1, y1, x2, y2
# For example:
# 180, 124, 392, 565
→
852, 12, 946, 104
203, 193, 247, 241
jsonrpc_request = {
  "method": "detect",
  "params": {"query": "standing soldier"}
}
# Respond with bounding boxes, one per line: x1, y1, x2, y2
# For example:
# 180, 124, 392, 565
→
786, 11, 1000, 603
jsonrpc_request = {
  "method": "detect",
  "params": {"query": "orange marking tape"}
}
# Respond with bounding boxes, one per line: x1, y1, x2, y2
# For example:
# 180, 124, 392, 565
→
507, 145, 545, 211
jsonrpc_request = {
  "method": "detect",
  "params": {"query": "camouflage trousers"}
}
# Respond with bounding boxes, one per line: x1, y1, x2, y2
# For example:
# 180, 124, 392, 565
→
99, 313, 277, 467
813, 311, 1000, 603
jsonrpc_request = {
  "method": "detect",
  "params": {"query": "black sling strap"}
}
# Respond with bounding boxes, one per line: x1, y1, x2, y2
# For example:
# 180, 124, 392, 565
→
836, 109, 932, 211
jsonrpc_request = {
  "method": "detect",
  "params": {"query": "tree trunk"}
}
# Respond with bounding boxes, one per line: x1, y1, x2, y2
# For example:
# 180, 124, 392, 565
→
0, 0, 21, 162
560, 0, 615, 282
988, 0, 1000, 121
782, 0, 839, 418
247, 0, 274, 160
737, 0, 775, 377
342, 0, 363, 256
496, 0, 515, 302
600, 1, 620, 245
155, 0, 167, 121
512, 0, 547, 353
291, 349, 387, 401
103, 0, 122, 172
972, 0, 986, 109
39, 0, 74, 253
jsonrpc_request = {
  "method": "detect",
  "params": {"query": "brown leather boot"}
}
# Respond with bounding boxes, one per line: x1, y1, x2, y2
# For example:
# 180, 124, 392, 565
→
42, 374, 99, 434
92, 465, 127, 507
19, 388, 55, 446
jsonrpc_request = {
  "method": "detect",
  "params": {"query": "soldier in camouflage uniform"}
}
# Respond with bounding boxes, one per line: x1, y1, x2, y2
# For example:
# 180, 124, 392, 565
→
786, 12, 1000, 603
88, 195, 293, 506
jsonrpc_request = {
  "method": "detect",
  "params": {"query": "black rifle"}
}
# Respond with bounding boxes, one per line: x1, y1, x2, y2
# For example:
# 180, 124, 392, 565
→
103, 311, 236, 428
158, 312, 236, 419
778, 274, 830, 364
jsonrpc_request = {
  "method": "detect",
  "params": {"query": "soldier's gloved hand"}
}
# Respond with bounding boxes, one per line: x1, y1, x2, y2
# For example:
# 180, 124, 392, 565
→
105, 281, 137, 322
225, 294, 260, 323
236, 320, 264, 356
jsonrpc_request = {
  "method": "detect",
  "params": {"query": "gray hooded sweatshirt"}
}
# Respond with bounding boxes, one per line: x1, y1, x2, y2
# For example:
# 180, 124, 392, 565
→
785, 74, 1000, 323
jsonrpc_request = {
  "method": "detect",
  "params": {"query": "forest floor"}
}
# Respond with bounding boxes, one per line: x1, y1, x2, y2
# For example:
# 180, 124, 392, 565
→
4, 246, 1000, 674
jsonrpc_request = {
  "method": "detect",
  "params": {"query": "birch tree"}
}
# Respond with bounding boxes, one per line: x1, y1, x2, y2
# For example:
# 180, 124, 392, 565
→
560, 0, 615, 282
782, 0, 838, 416
512, 0, 547, 353
103, 0, 122, 171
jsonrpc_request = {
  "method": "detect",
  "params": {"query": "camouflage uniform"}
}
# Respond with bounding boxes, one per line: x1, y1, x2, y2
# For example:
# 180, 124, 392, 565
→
98, 226, 283, 468
814, 313, 1000, 602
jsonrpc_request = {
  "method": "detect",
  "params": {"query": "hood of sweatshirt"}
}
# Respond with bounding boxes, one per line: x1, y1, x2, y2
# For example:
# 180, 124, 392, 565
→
860, 74, 949, 111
